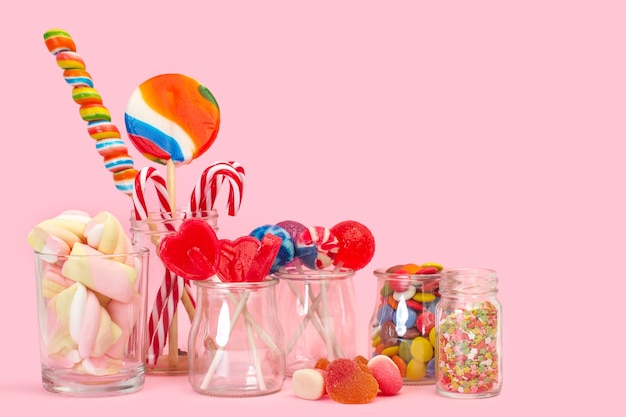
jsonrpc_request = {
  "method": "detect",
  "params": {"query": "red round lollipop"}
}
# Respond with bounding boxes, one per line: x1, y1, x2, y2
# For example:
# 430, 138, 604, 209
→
330, 220, 375, 271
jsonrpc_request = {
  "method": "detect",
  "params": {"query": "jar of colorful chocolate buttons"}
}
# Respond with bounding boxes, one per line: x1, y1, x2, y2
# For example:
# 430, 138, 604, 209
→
436, 268, 502, 398
369, 264, 442, 385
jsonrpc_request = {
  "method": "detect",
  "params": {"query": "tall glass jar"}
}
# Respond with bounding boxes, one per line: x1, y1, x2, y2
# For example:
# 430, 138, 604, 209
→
129, 209, 218, 375
273, 266, 357, 376
188, 278, 285, 397
436, 268, 503, 398
369, 269, 441, 385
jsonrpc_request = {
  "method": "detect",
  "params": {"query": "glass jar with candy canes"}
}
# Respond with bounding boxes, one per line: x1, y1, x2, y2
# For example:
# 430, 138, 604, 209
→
435, 268, 503, 398
369, 263, 443, 385
156, 218, 286, 396
270, 220, 375, 376
129, 162, 245, 374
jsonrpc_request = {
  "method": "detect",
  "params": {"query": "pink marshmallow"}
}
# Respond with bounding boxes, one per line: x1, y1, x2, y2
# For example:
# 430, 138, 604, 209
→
62, 243, 136, 303
105, 292, 142, 358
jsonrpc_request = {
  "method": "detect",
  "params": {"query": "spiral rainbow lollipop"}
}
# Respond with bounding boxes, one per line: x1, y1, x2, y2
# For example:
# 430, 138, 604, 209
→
43, 29, 138, 195
124, 73, 220, 167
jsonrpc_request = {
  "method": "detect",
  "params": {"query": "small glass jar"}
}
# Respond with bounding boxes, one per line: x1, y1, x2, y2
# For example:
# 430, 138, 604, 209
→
436, 268, 503, 398
188, 278, 285, 396
369, 269, 441, 385
273, 266, 357, 376
34, 246, 149, 396
129, 209, 218, 375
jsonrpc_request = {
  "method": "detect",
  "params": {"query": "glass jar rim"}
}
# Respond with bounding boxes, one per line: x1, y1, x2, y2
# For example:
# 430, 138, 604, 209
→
441, 268, 497, 278
129, 209, 218, 221
271, 265, 355, 281
373, 268, 440, 281
192, 276, 279, 289
34, 245, 150, 260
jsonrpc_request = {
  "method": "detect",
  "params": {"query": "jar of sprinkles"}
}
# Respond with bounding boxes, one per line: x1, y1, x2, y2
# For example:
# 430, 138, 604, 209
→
435, 268, 502, 398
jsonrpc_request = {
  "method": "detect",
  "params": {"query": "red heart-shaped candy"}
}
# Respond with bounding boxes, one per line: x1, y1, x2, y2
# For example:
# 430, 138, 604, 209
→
245, 234, 282, 282
217, 236, 260, 282
159, 218, 219, 280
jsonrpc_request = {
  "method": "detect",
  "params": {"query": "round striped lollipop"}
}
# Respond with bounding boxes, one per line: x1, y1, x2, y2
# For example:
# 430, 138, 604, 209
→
124, 74, 220, 166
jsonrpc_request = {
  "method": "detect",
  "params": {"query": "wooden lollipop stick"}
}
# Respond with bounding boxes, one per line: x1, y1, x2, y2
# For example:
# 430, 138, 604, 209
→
165, 159, 180, 367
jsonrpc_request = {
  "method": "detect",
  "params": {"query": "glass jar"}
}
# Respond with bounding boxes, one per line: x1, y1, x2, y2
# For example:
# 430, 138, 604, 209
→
34, 246, 149, 396
188, 278, 285, 396
129, 209, 218, 374
273, 266, 357, 376
369, 269, 441, 385
436, 268, 503, 398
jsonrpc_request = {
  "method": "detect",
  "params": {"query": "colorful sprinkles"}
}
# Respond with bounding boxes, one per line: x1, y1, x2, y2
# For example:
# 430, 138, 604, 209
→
437, 301, 500, 394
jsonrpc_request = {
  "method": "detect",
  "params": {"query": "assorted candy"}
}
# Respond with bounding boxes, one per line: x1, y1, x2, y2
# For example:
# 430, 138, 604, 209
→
437, 301, 501, 395
27, 210, 144, 376
291, 355, 402, 403
247, 219, 375, 274
267, 220, 374, 372
41, 28, 503, 401
370, 263, 443, 385
160, 219, 281, 283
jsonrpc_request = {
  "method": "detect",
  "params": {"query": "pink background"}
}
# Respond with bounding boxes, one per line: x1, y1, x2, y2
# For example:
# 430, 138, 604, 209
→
1, 0, 623, 414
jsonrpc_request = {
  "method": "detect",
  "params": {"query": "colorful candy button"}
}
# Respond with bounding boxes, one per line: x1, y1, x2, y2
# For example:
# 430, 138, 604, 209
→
413, 292, 436, 303
406, 359, 426, 381
410, 337, 434, 363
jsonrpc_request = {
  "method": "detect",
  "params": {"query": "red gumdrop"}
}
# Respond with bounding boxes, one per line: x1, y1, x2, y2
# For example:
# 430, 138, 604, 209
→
159, 218, 220, 280
367, 355, 403, 396
330, 220, 375, 271
325, 358, 379, 404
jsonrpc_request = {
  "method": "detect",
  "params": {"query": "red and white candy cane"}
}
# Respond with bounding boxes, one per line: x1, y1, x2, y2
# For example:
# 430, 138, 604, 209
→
132, 166, 172, 221
189, 161, 245, 216
132, 166, 188, 365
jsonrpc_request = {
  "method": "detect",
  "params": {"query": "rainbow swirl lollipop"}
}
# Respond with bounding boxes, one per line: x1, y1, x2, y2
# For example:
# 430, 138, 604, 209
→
124, 73, 220, 165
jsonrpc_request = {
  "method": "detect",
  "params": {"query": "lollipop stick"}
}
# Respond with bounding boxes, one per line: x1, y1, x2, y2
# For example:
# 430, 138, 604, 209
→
200, 290, 271, 390
246, 317, 266, 391
285, 281, 343, 358
319, 281, 336, 360
165, 159, 180, 366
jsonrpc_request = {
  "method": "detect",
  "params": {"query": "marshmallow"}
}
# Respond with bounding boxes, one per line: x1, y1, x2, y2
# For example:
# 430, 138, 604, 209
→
53, 282, 122, 359
41, 263, 73, 298
41, 217, 88, 240
55, 210, 92, 224
105, 292, 142, 358
27, 227, 71, 262
292, 368, 327, 400
84, 211, 133, 255
62, 243, 136, 303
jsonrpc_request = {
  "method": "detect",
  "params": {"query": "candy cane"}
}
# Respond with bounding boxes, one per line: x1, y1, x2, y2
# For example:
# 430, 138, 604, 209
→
132, 167, 172, 221
132, 166, 188, 365
189, 161, 245, 216
146, 269, 183, 366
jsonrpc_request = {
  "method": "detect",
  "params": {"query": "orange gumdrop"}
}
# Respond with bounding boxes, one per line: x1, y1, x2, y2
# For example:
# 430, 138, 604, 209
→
354, 355, 372, 374
325, 358, 379, 404
391, 355, 407, 378
314, 357, 331, 371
